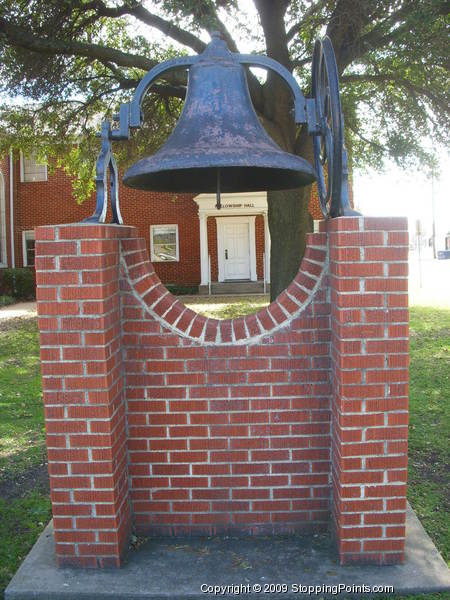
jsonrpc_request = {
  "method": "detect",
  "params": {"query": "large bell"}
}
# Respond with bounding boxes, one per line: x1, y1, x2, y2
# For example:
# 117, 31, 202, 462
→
123, 33, 316, 201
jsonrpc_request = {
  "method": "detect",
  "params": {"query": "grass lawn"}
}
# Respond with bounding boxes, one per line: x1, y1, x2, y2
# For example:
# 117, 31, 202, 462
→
0, 303, 449, 598
407, 307, 450, 564
0, 318, 51, 594
183, 294, 270, 319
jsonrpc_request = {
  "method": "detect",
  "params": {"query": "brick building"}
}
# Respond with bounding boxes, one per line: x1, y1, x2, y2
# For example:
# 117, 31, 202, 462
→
0, 152, 323, 291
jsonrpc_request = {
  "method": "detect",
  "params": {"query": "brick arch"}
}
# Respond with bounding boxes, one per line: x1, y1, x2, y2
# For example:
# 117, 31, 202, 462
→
121, 231, 327, 345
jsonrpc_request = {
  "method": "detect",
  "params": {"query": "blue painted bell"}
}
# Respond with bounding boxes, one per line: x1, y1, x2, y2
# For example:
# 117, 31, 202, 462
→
123, 34, 316, 207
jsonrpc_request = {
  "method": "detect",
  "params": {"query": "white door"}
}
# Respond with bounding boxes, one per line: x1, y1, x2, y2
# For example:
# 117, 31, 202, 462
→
223, 221, 250, 280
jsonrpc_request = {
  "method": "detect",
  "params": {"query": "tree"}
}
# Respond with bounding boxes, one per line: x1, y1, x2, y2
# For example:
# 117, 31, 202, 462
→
0, 0, 448, 299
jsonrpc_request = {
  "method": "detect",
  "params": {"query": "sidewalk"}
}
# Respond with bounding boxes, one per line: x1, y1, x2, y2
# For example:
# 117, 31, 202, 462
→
5, 504, 450, 599
409, 255, 450, 307
0, 301, 37, 320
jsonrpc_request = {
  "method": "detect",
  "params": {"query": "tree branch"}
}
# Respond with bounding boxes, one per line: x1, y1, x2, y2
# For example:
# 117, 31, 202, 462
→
253, 0, 291, 68
76, 0, 137, 19
358, 0, 450, 56
80, 0, 206, 53
341, 73, 449, 115
291, 56, 312, 70
326, 0, 374, 73
330, 1, 447, 72
348, 21, 411, 65
145, 83, 186, 100
196, 3, 240, 53
90, 0, 241, 55
286, 0, 329, 42
346, 120, 387, 153
100, 61, 140, 89
127, 5, 206, 54
0, 16, 157, 71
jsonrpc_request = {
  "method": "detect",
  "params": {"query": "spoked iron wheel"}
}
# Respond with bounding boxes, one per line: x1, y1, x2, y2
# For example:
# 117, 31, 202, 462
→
311, 36, 344, 218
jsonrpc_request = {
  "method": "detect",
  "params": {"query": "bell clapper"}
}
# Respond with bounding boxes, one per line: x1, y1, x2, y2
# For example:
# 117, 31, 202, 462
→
216, 168, 221, 210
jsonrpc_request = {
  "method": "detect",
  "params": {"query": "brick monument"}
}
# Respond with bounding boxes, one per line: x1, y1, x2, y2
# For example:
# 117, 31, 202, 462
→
35, 216, 409, 568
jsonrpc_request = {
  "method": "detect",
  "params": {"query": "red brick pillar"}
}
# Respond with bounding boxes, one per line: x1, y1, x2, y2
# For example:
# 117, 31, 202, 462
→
329, 216, 409, 565
35, 223, 135, 567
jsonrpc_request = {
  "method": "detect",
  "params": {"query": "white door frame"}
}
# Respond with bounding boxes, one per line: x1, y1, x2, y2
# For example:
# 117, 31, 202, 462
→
0, 171, 6, 267
216, 216, 256, 282
195, 192, 270, 284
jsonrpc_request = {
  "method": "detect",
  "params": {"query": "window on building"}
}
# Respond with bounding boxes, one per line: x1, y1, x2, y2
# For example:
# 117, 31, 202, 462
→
20, 152, 47, 182
22, 230, 35, 267
150, 224, 179, 262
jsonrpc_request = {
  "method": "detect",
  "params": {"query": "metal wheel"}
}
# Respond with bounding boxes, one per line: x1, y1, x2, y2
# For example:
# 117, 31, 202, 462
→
311, 37, 344, 218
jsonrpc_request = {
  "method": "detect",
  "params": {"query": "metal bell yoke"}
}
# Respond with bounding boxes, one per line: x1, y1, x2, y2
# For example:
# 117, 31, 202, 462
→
86, 32, 356, 223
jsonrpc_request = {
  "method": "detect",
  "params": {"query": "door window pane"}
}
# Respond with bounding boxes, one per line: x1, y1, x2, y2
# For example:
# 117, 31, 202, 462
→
26, 239, 35, 267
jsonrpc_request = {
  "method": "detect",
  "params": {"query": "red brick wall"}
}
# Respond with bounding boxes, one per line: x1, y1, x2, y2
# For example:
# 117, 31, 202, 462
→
327, 217, 409, 565
34, 216, 409, 568
12, 158, 202, 285
13, 159, 92, 268
120, 189, 201, 286
120, 233, 330, 537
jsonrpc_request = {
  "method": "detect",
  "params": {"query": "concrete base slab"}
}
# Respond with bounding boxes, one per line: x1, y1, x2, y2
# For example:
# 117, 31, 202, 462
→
6, 504, 450, 599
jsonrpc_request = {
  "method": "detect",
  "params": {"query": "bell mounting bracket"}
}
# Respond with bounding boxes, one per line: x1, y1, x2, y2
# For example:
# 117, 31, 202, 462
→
86, 34, 358, 223
84, 121, 122, 224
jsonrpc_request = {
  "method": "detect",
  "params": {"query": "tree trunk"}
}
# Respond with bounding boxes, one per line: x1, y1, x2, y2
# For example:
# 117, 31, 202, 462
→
252, 1, 316, 301
261, 87, 315, 302
268, 186, 312, 301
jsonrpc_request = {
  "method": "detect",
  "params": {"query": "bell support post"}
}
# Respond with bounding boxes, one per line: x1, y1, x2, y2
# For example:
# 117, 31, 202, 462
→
236, 55, 308, 124
84, 120, 123, 224
84, 56, 198, 223
127, 56, 198, 128
238, 49, 357, 217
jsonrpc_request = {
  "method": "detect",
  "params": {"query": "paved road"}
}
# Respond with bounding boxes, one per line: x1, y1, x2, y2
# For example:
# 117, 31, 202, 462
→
409, 255, 450, 307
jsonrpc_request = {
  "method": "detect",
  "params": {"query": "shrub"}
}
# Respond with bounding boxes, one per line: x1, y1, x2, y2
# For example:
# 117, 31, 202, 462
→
0, 294, 15, 307
1, 268, 36, 300
165, 284, 198, 296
